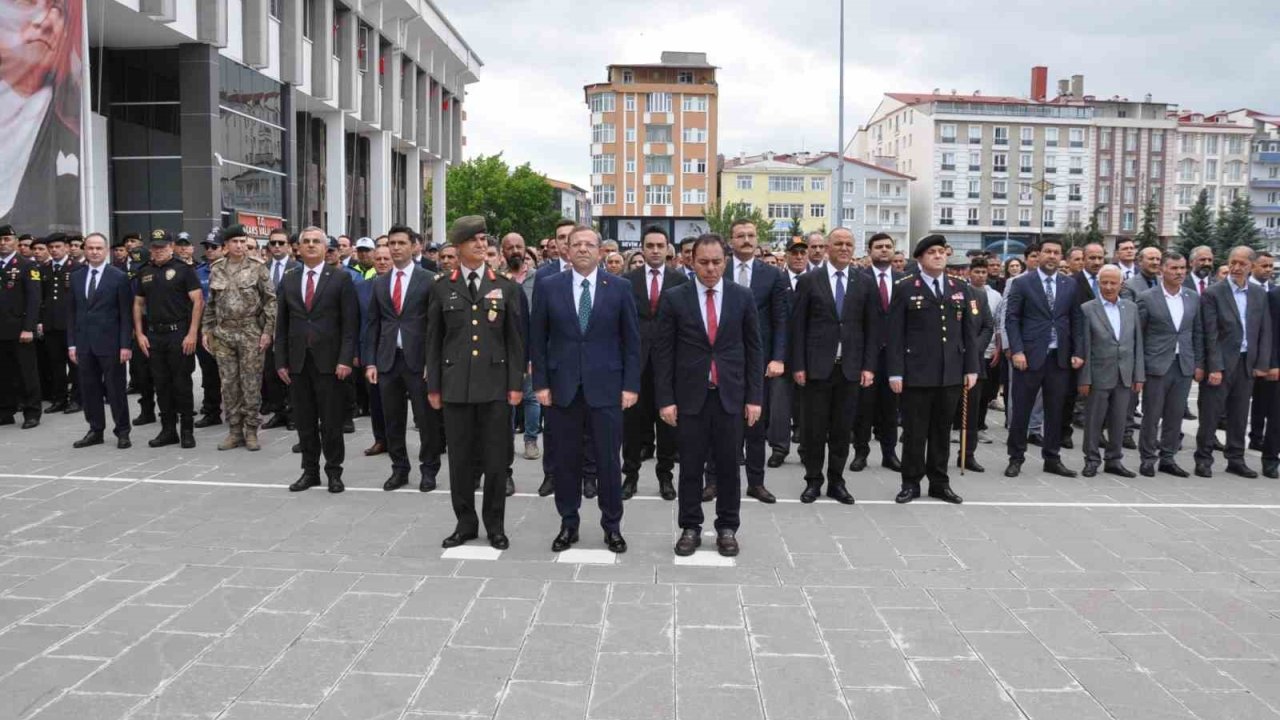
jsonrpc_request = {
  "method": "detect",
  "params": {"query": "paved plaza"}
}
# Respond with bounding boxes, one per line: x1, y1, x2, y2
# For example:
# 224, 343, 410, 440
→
1, 406, 1279, 720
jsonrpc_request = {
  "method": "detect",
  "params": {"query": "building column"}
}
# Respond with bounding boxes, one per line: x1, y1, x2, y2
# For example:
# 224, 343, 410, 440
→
311, 0, 333, 100
278, 0, 304, 85
178, 44, 222, 236
336, 7, 358, 112
382, 45, 401, 133
324, 111, 346, 236
242, 0, 269, 68
406, 154, 423, 233
431, 159, 446, 246
368, 131, 392, 236
196, 0, 227, 47
281, 86, 298, 230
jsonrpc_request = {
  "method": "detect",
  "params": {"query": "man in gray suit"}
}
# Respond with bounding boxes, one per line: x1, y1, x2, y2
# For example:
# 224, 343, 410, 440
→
1194, 246, 1273, 478
1078, 265, 1144, 478
1136, 252, 1203, 478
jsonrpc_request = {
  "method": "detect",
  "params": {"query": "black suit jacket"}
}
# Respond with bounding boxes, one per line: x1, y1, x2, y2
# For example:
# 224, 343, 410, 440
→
727, 257, 789, 364
861, 265, 903, 354
1201, 278, 1271, 378
1072, 270, 1098, 307
0, 254, 41, 339
40, 259, 77, 331
364, 264, 434, 373
788, 266, 878, 382
275, 264, 359, 374
653, 280, 762, 414
625, 264, 688, 369
67, 264, 132, 356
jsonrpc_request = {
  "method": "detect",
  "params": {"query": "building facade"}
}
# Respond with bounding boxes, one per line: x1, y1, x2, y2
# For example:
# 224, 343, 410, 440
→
547, 178, 592, 227
801, 152, 913, 250
1169, 111, 1255, 240
1232, 111, 1280, 247
1086, 97, 1177, 241
583, 51, 718, 249
719, 153, 830, 246
85, 0, 478, 245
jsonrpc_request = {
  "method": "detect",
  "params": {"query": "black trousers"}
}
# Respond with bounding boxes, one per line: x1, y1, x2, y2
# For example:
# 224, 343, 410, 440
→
0, 338, 41, 416
368, 375, 386, 443
1008, 351, 1071, 462
196, 343, 221, 417
853, 354, 899, 460
902, 385, 961, 490
290, 356, 347, 479
622, 364, 676, 485
79, 351, 129, 437
979, 358, 1000, 429
443, 399, 509, 537
801, 366, 857, 487
129, 338, 154, 413
42, 329, 72, 404
148, 330, 196, 423
678, 389, 742, 532
1251, 377, 1275, 445
37, 337, 51, 401
261, 344, 289, 416
741, 372, 769, 487
380, 352, 440, 477
547, 391, 624, 533
1195, 353, 1253, 466
953, 381, 982, 462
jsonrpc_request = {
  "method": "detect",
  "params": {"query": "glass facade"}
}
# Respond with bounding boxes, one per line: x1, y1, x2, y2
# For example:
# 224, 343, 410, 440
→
296, 113, 328, 229
345, 132, 370, 238
218, 57, 286, 224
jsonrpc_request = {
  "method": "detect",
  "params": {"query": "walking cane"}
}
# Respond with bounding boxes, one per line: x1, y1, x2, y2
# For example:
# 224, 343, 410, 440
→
959, 383, 969, 476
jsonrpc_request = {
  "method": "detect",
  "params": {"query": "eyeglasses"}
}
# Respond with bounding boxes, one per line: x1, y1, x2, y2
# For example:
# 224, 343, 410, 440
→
268, 240, 288, 246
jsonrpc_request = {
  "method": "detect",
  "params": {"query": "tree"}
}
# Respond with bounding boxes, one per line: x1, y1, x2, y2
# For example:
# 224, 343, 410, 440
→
788, 214, 804, 239
1215, 195, 1264, 255
1084, 205, 1105, 245
1174, 189, 1214, 260
1135, 194, 1161, 249
424, 153, 561, 243
704, 199, 771, 245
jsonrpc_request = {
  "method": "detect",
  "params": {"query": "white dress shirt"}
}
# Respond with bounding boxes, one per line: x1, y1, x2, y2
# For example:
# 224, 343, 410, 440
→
828, 263, 854, 359
1119, 262, 1136, 282
1162, 285, 1184, 355
1231, 278, 1250, 353
301, 261, 324, 305
1037, 268, 1060, 349
871, 265, 894, 306
646, 265, 666, 304
270, 257, 289, 285
83, 260, 107, 298
572, 267, 598, 314
787, 270, 802, 291
1101, 298, 1122, 342
697, 278, 724, 383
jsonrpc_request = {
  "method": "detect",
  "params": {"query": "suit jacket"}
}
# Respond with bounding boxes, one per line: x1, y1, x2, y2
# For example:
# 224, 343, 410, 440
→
1072, 270, 1098, 307
364, 264, 434, 373
1004, 271, 1085, 371
1136, 285, 1203, 377
625, 264, 688, 370
425, 266, 524, 403
1079, 298, 1145, 389
1201, 278, 1271, 378
0, 253, 41, 338
788, 265, 878, 382
968, 283, 996, 380
1121, 272, 1161, 301
67, 264, 132, 356
726, 257, 789, 364
265, 257, 301, 290
862, 265, 904, 355
1184, 274, 1216, 296
274, 264, 359, 374
653, 280, 762, 415
530, 269, 641, 409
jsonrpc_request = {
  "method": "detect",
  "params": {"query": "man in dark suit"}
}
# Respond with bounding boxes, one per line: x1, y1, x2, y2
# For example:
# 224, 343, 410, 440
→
1136, 252, 1202, 478
621, 226, 686, 501
954, 255, 995, 473
68, 234, 134, 449
767, 236, 809, 465
533, 218, 583, 498
0, 224, 43, 428
654, 234, 762, 557
1066, 243, 1106, 438
261, 228, 300, 430
724, 219, 787, 504
852, 232, 903, 472
275, 227, 359, 494
39, 233, 78, 414
1194, 246, 1272, 478
1003, 237, 1084, 478
1261, 285, 1280, 478
788, 228, 878, 504
365, 225, 442, 492
532, 225, 641, 554
1184, 245, 1217, 297
1250, 252, 1277, 450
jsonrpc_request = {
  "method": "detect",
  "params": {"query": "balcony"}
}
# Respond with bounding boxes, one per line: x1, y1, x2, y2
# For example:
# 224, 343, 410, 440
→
941, 164, 956, 171
1045, 167, 1057, 174
1256, 205, 1280, 213
993, 192, 1007, 200
1069, 194, 1082, 202
1071, 141, 1084, 148
940, 191, 954, 198
1044, 221, 1056, 228
1254, 152, 1280, 164
1252, 178, 1280, 188
969, 137, 982, 144
993, 166, 1009, 174
1019, 221, 1031, 227
994, 138, 1008, 146
968, 192, 980, 199
939, 218, 954, 226
967, 219, 979, 226
1069, 168, 1083, 175
940, 135, 957, 144
969, 164, 981, 171
993, 220, 1007, 226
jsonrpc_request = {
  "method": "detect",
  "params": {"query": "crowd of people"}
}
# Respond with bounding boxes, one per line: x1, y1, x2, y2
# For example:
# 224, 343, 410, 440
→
0, 219, 1272, 558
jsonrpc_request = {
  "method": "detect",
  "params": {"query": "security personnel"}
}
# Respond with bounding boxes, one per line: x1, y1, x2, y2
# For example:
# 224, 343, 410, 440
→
0, 224, 42, 428
133, 230, 204, 448
193, 234, 223, 427
426, 215, 525, 550
887, 235, 977, 505
39, 233, 79, 414
120, 233, 157, 425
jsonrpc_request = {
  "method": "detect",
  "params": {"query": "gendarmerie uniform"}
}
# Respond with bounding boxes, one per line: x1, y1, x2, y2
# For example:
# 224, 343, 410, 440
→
134, 233, 203, 446
39, 236, 77, 411
0, 224, 43, 427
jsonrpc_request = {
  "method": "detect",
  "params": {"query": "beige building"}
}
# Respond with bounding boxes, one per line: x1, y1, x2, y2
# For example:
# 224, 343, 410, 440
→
583, 52, 718, 248
1169, 111, 1255, 232
720, 153, 831, 246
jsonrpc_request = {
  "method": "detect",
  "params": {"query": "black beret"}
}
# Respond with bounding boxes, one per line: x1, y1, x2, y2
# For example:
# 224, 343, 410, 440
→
448, 215, 487, 246
44, 232, 67, 245
0, 225, 15, 237
123, 232, 142, 242
18, 233, 33, 242
221, 224, 248, 241
29, 236, 47, 248
913, 234, 948, 259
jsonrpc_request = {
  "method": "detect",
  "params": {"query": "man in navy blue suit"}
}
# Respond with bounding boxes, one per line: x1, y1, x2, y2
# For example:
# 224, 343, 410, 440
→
533, 218, 586, 498
655, 234, 763, 557
68, 233, 135, 449
531, 225, 641, 554
1003, 237, 1085, 478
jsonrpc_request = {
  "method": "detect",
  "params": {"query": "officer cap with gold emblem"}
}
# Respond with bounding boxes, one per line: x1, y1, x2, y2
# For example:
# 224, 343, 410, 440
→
149, 229, 172, 246
787, 236, 809, 252
912, 234, 948, 259
448, 215, 487, 246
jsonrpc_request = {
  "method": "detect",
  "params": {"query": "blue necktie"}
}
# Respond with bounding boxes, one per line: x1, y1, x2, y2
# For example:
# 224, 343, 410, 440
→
835, 271, 846, 320
578, 278, 592, 333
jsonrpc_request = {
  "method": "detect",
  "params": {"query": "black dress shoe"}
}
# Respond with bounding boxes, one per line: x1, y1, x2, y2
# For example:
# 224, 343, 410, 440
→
848, 455, 868, 472
658, 479, 676, 501
1122, 437, 1137, 450
1105, 463, 1136, 478
21, 416, 40, 430
1263, 462, 1279, 479
962, 458, 984, 473
1226, 462, 1259, 479
291, 442, 302, 454
63, 402, 81, 415
1212, 439, 1226, 452
716, 529, 739, 557
46, 401, 66, 413
117, 435, 131, 449
289, 474, 321, 492
882, 454, 903, 472
442, 531, 477, 548
193, 414, 221, 428
73, 431, 104, 448
701, 484, 717, 502
1082, 461, 1099, 478
1249, 439, 1264, 452
0, 415, 13, 426
262, 413, 288, 430
582, 478, 598, 499
1184, 409, 1197, 420
506, 475, 516, 497
551, 526, 579, 552
621, 478, 638, 500
767, 451, 786, 468
827, 484, 855, 505
342, 420, 355, 434
1060, 437, 1074, 449
746, 485, 776, 503
328, 477, 345, 493
1004, 460, 1023, 477
928, 487, 964, 504
420, 475, 437, 492
383, 472, 409, 491
1139, 462, 1156, 477
489, 534, 510, 550
148, 428, 179, 448
605, 531, 627, 553
895, 487, 920, 504
537, 476, 555, 497
800, 483, 822, 503
1158, 462, 1189, 478
133, 412, 156, 426
1194, 463, 1213, 478
674, 528, 701, 556
1044, 459, 1078, 478
1027, 433, 1044, 447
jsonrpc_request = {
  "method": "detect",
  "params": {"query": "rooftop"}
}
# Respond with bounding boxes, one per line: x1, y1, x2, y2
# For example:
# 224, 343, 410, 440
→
607, 51, 717, 70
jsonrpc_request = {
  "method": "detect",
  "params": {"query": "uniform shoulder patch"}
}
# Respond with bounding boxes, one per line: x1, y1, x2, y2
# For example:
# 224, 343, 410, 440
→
895, 274, 915, 286
29, 269, 41, 281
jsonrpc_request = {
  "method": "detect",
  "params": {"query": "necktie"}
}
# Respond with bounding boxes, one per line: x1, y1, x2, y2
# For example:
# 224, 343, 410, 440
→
578, 278, 592, 333
468, 271, 479, 298
649, 269, 660, 314
1200, 279, 1206, 295
934, 278, 942, 299
88, 268, 98, 299
835, 271, 846, 320
705, 287, 718, 385
738, 261, 749, 286
1045, 277, 1058, 346
305, 270, 316, 310
878, 272, 889, 311
1091, 275, 1099, 298
392, 270, 404, 314
273, 261, 282, 286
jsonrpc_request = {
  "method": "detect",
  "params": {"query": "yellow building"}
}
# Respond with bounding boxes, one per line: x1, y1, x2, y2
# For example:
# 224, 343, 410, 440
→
719, 152, 833, 246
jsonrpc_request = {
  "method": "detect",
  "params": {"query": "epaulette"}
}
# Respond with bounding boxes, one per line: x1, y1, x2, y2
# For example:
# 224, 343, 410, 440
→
246, 255, 264, 263
435, 272, 445, 280
895, 274, 915, 286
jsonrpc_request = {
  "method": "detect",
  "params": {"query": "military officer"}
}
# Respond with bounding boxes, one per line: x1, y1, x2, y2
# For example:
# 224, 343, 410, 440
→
134, 230, 204, 449
0, 224, 42, 428
193, 234, 223, 427
887, 235, 977, 504
426, 215, 525, 550
39, 233, 78, 414
202, 224, 276, 452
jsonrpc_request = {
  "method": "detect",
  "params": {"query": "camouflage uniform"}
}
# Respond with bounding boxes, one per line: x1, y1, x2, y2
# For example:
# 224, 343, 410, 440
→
202, 255, 276, 447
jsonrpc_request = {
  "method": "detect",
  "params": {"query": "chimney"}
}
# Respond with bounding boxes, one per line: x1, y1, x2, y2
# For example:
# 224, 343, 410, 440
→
1070, 74, 1084, 98
1030, 66, 1048, 102
1058, 79, 1070, 97
1144, 93, 1152, 103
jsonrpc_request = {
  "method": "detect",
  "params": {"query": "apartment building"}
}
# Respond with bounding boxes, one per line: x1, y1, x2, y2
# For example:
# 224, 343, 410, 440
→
1223, 110, 1280, 246
800, 153, 913, 249
583, 51, 718, 248
1086, 95, 1178, 241
547, 178, 592, 227
719, 153, 830, 246
1169, 111, 1255, 234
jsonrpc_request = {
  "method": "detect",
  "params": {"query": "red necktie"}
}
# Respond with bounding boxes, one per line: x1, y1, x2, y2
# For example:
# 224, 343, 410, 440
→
649, 269, 660, 314
878, 272, 889, 311
304, 270, 316, 310
706, 287, 718, 385
392, 270, 404, 314
1199, 279, 1206, 295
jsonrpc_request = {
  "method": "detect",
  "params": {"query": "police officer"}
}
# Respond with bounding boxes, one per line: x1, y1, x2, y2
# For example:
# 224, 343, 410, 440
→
886, 235, 977, 504
133, 230, 204, 448
118, 234, 157, 425
0, 224, 42, 428
193, 234, 224, 427
426, 215, 525, 550
39, 233, 78, 414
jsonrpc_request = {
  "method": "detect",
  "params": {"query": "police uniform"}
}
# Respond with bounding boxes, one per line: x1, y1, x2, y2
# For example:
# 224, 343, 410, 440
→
118, 235, 157, 424
39, 234, 78, 412
0, 224, 43, 427
886, 236, 978, 503
193, 237, 223, 426
135, 231, 203, 448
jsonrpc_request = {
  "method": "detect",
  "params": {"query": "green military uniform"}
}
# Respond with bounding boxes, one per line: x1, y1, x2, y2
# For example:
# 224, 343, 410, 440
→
202, 235, 276, 449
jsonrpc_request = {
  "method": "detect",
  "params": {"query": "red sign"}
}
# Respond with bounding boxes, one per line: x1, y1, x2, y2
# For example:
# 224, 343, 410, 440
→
236, 212, 284, 241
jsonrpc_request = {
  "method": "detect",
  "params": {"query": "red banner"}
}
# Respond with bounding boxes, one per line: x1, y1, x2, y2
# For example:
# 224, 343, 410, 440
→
236, 212, 284, 241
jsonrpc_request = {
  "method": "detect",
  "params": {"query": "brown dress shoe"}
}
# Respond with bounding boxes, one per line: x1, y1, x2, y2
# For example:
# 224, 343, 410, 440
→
363, 441, 386, 456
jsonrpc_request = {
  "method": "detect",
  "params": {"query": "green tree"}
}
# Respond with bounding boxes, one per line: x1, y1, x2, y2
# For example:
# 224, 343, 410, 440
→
1084, 205, 1105, 245
788, 214, 804, 238
1215, 195, 1264, 255
704, 199, 771, 244
424, 153, 561, 243
1135, 194, 1161, 249
1174, 189, 1214, 259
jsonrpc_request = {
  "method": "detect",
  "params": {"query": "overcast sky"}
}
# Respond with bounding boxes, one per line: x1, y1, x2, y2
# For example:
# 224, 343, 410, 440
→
437, 0, 1280, 190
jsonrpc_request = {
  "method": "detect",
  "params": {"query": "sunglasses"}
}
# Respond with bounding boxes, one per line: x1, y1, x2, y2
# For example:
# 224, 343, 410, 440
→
268, 240, 288, 246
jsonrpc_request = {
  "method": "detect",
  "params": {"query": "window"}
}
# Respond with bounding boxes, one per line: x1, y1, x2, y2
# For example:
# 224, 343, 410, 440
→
591, 123, 615, 143
1019, 182, 1033, 202
1124, 158, 1136, 178
941, 123, 957, 142
1068, 209, 1082, 228
645, 155, 672, 174
1272, 167, 1280, 179
841, 207, 856, 221
624, 127, 636, 142
940, 207, 954, 225
1178, 158, 1195, 182
994, 127, 1009, 145
1205, 187, 1216, 204
1099, 184, 1112, 203
1152, 130, 1164, 152
1205, 135, 1219, 154
1206, 158, 1218, 179
1226, 160, 1244, 182
810, 203, 826, 218
677, 70, 694, 84
968, 125, 982, 144
736, 175, 753, 190
767, 203, 806, 219
1020, 153, 1033, 174
992, 208, 1007, 226
1150, 159, 1162, 179
1180, 133, 1196, 153
1069, 183, 1082, 201
269, 0, 282, 20
621, 69, 634, 84
682, 127, 707, 143
682, 157, 707, 174
940, 179, 954, 198
624, 188, 635, 204
1070, 156, 1084, 174
1177, 186, 1193, 205
993, 153, 1008, 173
1043, 208, 1055, 227
624, 94, 635, 111
682, 188, 707, 204
593, 184, 615, 205
302, 0, 314, 39
969, 151, 981, 171
681, 95, 707, 112
842, 180, 855, 197
967, 207, 980, 226
1100, 158, 1112, 177
811, 177, 826, 191
941, 152, 956, 171
968, 179, 980, 198
1151, 185, 1163, 202
591, 154, 615, 174
768, 176, 805, 192
645, 124, 672, 143
588, 92, 615, 113
645, 185, 671, 205
1122, 210, 1135, 231
647, 92, 672, 113
625, 158, 635, 173
1125, 129, 1138, 152
1018, 208, 1032, 226
1101, 128, 1112, 150
1123, 185, 1136, 204
1045, 127, 1060, 147
1069, 128, 1084, 147
992, 180, 1008, 199
1227, 136, 1244, 154
1020, 127, 1034, 146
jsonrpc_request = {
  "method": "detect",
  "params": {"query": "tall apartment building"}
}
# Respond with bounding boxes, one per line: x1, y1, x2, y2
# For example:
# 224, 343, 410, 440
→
1168, 111, 1258, 238
1223, 110, 1280, 246
584, 52, 718, 248
1085, 95, 1178, 241
719, 153, 831, 246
